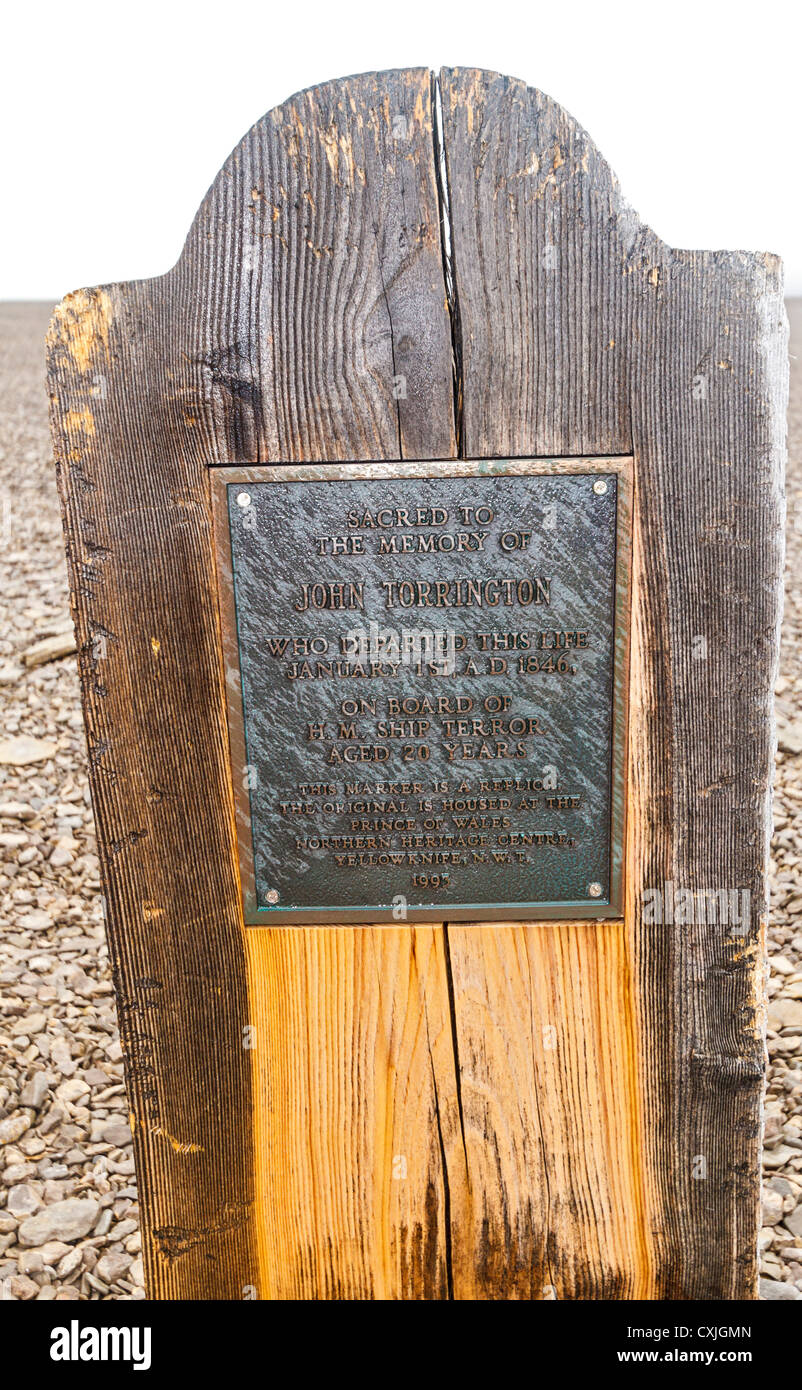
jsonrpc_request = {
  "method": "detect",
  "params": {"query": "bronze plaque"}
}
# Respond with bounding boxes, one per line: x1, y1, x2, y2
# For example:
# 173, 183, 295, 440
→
212, 459, 632, 924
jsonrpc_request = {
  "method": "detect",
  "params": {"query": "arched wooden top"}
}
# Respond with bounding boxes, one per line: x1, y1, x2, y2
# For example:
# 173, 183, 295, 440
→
49, 67, 784, 468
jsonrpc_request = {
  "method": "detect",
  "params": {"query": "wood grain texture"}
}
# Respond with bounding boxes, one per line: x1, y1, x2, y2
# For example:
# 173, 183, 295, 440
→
440, 66, 787, 1298
47, 65, 786, 1300
246, 926, 464, 1298
47, 281, 257, 1300
441, 921, 652, 1299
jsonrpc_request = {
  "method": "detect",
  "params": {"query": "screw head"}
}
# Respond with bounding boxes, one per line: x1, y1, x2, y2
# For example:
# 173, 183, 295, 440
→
236, 492, 251, 508
265, 889, 279, 905
588, 882, 603, 898
592, 479, 608, 495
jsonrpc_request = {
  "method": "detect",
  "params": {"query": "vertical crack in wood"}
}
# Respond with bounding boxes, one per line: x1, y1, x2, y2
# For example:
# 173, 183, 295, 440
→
441, 924, 470, 1173
431, 74, 472, 1289
432, 71, 464, 458
525, 946, 558, 1300
367, 216, 404, 459
423, 1002, 455, 1299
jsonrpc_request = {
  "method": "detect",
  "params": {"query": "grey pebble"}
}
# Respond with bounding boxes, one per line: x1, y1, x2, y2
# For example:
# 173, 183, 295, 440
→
18, 1198, 100, 1247
19, 1071, 52, 1109
6, 1183, 41, 1218
760, 1277, 802, 1300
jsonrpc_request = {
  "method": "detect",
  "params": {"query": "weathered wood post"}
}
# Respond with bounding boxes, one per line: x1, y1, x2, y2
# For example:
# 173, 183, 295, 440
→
47, 68, 787, 1300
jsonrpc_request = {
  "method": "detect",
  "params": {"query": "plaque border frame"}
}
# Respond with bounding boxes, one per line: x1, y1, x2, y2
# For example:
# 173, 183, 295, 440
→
211, 456, 633, 925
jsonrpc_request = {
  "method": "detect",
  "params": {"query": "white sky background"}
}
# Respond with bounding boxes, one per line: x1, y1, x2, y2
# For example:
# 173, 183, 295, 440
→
3, 0, 801, 299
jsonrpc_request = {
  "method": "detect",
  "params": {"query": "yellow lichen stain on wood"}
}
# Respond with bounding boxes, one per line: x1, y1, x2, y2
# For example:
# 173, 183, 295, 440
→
339, 131, 356, 186
736, 930, 767, 1053
48, 287, 113, 375
507, 152, 540, 183
305, 239, 333, 259
63, 408, 95, 437
318, 124, 340, 181
759, 250, 782, 277
62, 405, 94, 439
149, 1126, 204, 1156
315, 125, 357, 187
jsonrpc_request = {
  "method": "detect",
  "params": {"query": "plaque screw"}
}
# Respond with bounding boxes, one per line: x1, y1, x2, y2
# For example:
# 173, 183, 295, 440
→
592, 479, 608, 495
265, 889, 279, 905
588, 882, 603, 898
236, 492, 251, 508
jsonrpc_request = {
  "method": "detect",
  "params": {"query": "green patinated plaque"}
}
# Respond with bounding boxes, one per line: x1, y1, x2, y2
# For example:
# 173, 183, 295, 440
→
212, 459, 632, 924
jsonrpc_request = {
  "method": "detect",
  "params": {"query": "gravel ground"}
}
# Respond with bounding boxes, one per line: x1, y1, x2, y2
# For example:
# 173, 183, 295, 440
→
0, 304, 142, 1301
762, 298, 802, 1300
0, 299, 800, 1301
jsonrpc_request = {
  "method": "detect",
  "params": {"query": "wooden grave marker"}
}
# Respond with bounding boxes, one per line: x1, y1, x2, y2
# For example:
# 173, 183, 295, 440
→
47, 68, 788, 1300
